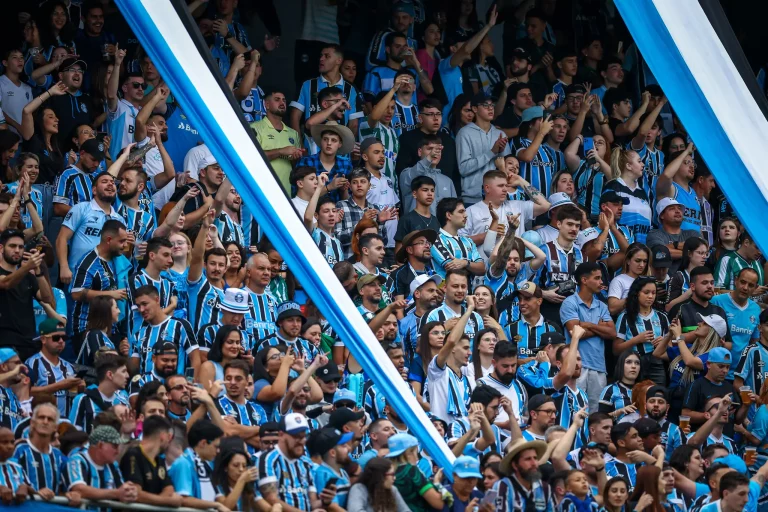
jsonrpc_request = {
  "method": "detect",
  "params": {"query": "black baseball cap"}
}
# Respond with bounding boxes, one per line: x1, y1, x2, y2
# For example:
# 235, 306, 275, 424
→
152, 341, 178, 356
646, 385, 668, 401
651, 245, 672, 269
80, 138, 106, 161
328, 408, 365, 430
565, 84, 587, 97
510, 47, 532, 63
359, 137, 382, 153
541, 332, 566, 346
316, 361, 341, 382
634, 417, 662, 437
307, 428, 354, 457
528, 394, 554, 412
471, 92, 493, 106
599, 191, 630, 206
259, 422, 280, 437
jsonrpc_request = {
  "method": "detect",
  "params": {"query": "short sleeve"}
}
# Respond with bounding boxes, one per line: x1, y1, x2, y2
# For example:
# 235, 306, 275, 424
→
62, 204, 83, 232
607, 277, 625, 299
750, 404, 768, 442
119, 448, 146, 486
427, 355, 446, 382
559, 297, 579, 325
169, 457, 194, 496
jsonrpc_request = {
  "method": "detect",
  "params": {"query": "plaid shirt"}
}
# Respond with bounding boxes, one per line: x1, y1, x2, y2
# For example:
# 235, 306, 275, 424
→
297, 154, 354, 202
334, 198, 388, 259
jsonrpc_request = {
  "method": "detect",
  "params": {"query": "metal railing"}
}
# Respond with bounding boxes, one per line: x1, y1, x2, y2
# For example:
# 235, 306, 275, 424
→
32, 495, 216, 511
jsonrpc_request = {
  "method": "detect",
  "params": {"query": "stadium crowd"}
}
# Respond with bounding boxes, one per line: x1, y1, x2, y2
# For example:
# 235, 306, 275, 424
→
0, 0, 765, 512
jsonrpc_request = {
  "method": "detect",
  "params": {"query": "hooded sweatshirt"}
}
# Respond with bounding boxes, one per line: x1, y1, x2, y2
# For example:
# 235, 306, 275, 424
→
456, 122, 511, 204
399, 157, 457, 214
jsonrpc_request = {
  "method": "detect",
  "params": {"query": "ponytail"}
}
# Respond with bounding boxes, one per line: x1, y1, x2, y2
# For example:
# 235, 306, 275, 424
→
610, 147, 633, 180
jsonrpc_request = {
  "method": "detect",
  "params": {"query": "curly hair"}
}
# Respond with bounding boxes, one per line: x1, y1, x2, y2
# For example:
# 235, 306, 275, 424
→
356, 457, 399, 512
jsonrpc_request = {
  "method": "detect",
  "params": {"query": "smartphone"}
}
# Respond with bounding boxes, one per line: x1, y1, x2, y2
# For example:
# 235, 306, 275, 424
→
24, 232, 44, 253
243, 52, 252, 62
482, 490, 498, 506
583, 137, 596, 166
95, 131, 108, 144
325, 477, 339, 489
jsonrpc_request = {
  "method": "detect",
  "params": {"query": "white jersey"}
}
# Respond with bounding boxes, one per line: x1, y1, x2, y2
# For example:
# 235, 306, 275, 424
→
535, 224, 559, 244
291, 196, 315, 229
460, 200, 534, 260
427, 356, 471, 424
367, 173, 398, 248
106, 98, 141, 161
0, 75, 32, 133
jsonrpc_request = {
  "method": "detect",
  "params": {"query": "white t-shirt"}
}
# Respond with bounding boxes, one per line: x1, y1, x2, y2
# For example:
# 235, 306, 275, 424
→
608, 273, 636, 300
465, 363, 492, 391
292, 196, 315, 228
427, 356, 470, 424
535, 224, 559, 244
0, 75, 32, 133
106, 98, 141, 160
368, 173, 398, 248
459, 200, 534, 249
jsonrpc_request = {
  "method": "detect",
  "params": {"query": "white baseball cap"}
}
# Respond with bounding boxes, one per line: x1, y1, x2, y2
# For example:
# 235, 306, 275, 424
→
576, 227, 600, 248
409, 274, 443, 297
280, 413, 310, 434
698, 313, 727, 339
655, 197, 682, 217
548, 192, 574, 211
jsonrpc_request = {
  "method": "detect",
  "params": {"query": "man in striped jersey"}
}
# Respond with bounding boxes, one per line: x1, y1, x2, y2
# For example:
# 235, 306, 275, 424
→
392, 69, 419, 137
399, 274, 441, 367
53, 138, 104, 217
506, 282, 560, 362
0, 349, 26, 433
432, 198, 486, 279
187, 211, 227, 331
361, 83, 403, 190
304, 173, 344, 267
311, 427, 353, 509
26, 319, 81, 418
127, 342, 178, 404
302, 87, 358, 156
12, 403, 64, 498
259, 413, 319, 511
216, 360, 267, 455
551, 327, 590, 449
421, 270, 484, 354
365, 2, 417, 71
169, 419, 227, 510
105, 47, 144, 161
213, 176, 244, 247
116, 165, 157, 246
0, 426, 33, 502
244, 253, 277, 342
69, 354, 130, 432
257, 302, 319, 364
127, 237, 177, 340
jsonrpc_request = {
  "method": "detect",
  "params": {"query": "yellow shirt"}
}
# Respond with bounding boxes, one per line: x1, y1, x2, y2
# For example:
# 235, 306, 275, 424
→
250, 118, 301, 193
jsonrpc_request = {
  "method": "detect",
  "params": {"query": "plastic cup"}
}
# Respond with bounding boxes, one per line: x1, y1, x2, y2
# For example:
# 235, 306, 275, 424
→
745, 447, 757, 466
679, 415, 690, 432
741, 386, 753, 405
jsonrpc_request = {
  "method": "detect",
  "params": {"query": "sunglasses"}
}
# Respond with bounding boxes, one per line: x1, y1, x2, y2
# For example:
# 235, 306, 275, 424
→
168, 384, 186, 392
47, 334, 65, 342
336, 401, 356, 408
130, 81, 148, 90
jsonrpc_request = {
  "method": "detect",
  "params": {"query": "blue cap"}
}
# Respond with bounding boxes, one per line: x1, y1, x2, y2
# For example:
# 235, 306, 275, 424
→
714, 454, 746, 474
521, 230, 543, 259
707, 347, 732, 365
392, 1, 415, 16
333, 388, 357, 405
521, 106, 544, 122
387, 433, 419, 458
453, 456, 483, 479
0, 348, 18, 364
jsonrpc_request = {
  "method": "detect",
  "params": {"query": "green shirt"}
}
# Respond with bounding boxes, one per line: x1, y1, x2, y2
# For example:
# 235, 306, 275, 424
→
360, 118, 399, 188
715, 251, 763, 289
394, 463, 434, 512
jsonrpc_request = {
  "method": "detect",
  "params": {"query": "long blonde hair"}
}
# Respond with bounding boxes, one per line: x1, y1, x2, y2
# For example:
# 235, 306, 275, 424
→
610, 147, 635, 180
669, 328, 722, 385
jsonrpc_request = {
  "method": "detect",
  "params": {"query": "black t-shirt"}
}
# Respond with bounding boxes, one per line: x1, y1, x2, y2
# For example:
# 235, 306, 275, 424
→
22, 135, 64, 186
0, 267, 39, 351
170, 183, 213, 215
46, 92, 94, 149
119, 445, 172, 495
682, 376, 729, 417
394, 210, 440, 242
673, 299, 732, 342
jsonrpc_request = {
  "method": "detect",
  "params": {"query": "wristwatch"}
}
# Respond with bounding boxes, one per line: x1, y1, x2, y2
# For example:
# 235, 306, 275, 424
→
673, 241, 680, 250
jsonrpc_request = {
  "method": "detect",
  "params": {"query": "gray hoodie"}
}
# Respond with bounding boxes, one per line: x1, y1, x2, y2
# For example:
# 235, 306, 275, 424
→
456, 122, 511, 204
399, 158, 457, 215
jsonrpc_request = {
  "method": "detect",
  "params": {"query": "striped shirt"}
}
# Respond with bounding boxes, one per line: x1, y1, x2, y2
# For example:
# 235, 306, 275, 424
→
630, 143, 665, 208
25, 353, 77, 417
605, 459, 639, 493
573, 160, 608, 221
334, 198, 387, 259
256, 333, 319, 365
290, 76, 361, 124
62, 200, 125, 271
311, 228, 344, 267
513, 136, 557, 194
117, 203, 156, 244
486, 262, 534, 302
69, 390, 129, 432
536, 240, 584, 290
359, 120, 399, 187
77, 329, 116, 367
467, 63, 502, 96
598, 382, 632, 420
392, 99, 419, 137
735, 342, 768, 403
448, 418, 510, 455
70, 249, 119, 335
477, 374, 528, 427
240, 86, 266, 123
127, 270, 177, 341
64, 450, 123, 491
245, 290, 278, 341
128, 371, 163, 397
166, 268, 189, 321
615, 310, 670, 356
187, 274, 224, 332
196, 322, 254, 354
169, 448, 217, 501
421, 303, 484, 349
0, 385, 23, 431
131, 316, 198, 376
431, 228, 482, 279
215, 211, 245, 247
0, 460, 31, 496
602, 178, 653, 244
365, 30, 417, 70
296, 153, 354, 202
506, 316, 560, 358
216, 395, 267, 429
313, 464, 351, 508
258, 446, 316, 511
6, 182, 43, 230
715, 252, 764, 290
12, 440, 65, 492
53, 165, 94, 207
553, 385, 589, 449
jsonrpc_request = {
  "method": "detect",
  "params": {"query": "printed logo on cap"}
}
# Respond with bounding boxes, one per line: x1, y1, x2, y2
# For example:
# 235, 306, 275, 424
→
98, 143, 104, 152
655, 252, 666, 259
519, 282, 531, 291
234, 292, 244, 303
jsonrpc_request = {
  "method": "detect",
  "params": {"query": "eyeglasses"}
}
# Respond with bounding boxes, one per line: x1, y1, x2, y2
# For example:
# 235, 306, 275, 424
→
171, 241, 187, 247
385, 471, 396, 476
421, 112, 442, 118
64, 67, 83, 74
130, 82, 148, 90
168, 384, 186, 392
534, 409, 557, 415
267, 353, 285, 361
336, 401, 356, 408
477, 102, 494, 109
412, 241, 432, 247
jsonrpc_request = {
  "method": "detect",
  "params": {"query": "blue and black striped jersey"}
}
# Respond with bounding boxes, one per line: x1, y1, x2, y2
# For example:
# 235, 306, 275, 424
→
12, 440, 65, 492
215, 211, 245, 247
553, 385, 589, 450
196, 322, 255, 354
311, 228, 344, 267
431, 229, 481, 279
505, 317, 560, 358
64, 450, 123, 491
69, 389, 129, 433
54, 165, 94, 208
187, 274, 224, 332
117, 203, 156, 244
258, 446, 316, 511
598, 382, 632, 420
25, 353, 77, 417
0, 460, 31, 496
131, 316, 198, 376
0, 385, 24, 431
77, 329, 116, 367
512, 136, 558, 194
420, 304, 484, 350
70, 249, 119, 334
127, 270, 178, 341
245, 290, 278, 342
256, 333, 319, 367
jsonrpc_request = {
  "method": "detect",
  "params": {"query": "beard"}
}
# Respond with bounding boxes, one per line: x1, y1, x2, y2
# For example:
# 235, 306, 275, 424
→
647, 409, 666, 421
520, 467, 542, 483
118, 188, 138, 201
498, 372, 515, 385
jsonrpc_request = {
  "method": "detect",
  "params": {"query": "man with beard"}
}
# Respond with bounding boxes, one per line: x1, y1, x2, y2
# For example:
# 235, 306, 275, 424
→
26, 319, 82, 417
312, 427, 353, 509
164, 374, 192, 422
280, 377, 323, 431
257, 302, 319, 364
365, 4, 417, 71
646, 198, 699, 275
169, 419, 227, 510
673, 266, 731, 339
478, 341, 528, 430
253, 90, 302, 193
357, 418, 398, 468
70, 219, 128, 345
213, 176, 244, 246
399, 274, 441, 366
127, 237, 177, 338
0, 348, 27, 432
12, 403, 66, 497
0, 230, 51, 359
172, 155, 225, 229
390, 229, 438, 303
54, 138, 104, 217
522, 395, 557, 442
644, 386, 683, 461
358, 138, 399, 260
127, 342, 178, 404
57, 171, 123, 285
47, 57, 95, 151
116, 164, 156, 246
216, 360, 267, 455
363, 340, 413, 421
335, 170, 393, 260
328, 407, 366, 461
131, 285, 199, 378
363, 33, 432, 108
106, 45, 146, 161
506, 282, 559, 363
427, 296, 477, 424
432, 198, 486, 279
422, 270, 484, 350
244, 253, 278, 342
187, 211, 228, 332
69, 354, 130, 432
493, 438, 552, 512
357, 273, 387, 316
449, 385, 515, 456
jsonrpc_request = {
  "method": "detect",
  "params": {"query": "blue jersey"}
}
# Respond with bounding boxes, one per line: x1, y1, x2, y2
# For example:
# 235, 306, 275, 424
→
187, 274, 224, 332
196, 322, 254, 354
685, 432, 736, 454
311, 228, 344, 267
449, 418, 510, 455
215, 211, 245, 247
552, 80, 568, 108
0, 385, 23, 432
163, 103, 203, 172
240, 86, 266, 123
493, 477, 555, 512
62, 200, 125, 271
117, 203, 156, 244
166, 268, 189, 321
573, 160, 608, 220
70, 249, 120, 334
559, 493, 600, 512
106, 98, 140, 161
602, 178, 652, 244
12, 440, 65, 492
659, 419, 683, 462
512, 136, 557, 194
711, 293, 760, 380
437, 59, 464, 127
735, 343, 768, 404
421, 304, 484, 350
32, 288, 67, 334
363, 66, 420, 100
291, 76, 361, 123
431, 229, 482, 279
365, 30, 417, 70
169, 448, 217, 501
54, 165, 95, 208
598, 382, 632, 420
672, 182, 702, 233
553, 385, 589, 449
25, 353, 77, 417
486, 262, 534, 302
258, 443, 316, 511
132, 317, 198, 376
127, 270, 177, 339
605, 459, 639, 493
393, 99, 419, 137
630, 142, 664, 208
518, 360, 558, 394
313, 464, 351, 508
536, 240, 584, 290
256, 333, 320, 366
77, 329, 116, 367
399, 309, 421, 367
615, 310, 670, 356
0, 460, 31, 496
506, 317, 560, 358
127, 371, 164, 398
64, 450, 122, 491
69, 390, 129, 433
6, 182, 43, 230
246, 291, 278, 341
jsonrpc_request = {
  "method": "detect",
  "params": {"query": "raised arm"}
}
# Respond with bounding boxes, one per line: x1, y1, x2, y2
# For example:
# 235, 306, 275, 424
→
188, 208, 214, 283
304, 172, 328, 231
614, 91, 650, 137
687, 393, 731, 446
107, 44, 125, 113
436, 296, 476, 368
450, 6, 498, 68
134, 86, 169, 143
630, 96, 667, 150
235, 51, 260, 101
517, 115, 553, 163
564, 137, 582, 172
552, 325, 584, 390
368, 77, 403, 128
655, 142, 694, 201
21, 82, 67, 141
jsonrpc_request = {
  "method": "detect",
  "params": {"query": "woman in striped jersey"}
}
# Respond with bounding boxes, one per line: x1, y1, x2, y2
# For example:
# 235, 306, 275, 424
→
666, 237, 709, 315
603, 148, 652, 244
567, 134, 611, 223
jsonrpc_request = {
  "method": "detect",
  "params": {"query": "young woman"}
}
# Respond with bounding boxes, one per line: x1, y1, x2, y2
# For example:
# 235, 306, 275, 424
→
614, 277, 671, 385
7, 153, 44, 230
417, 22, 442, 87
655, 144, 700, 232
607, 243, 652, 315
198, 325, 243, 395
598, 349, 642, 421
481, 462, 502, 493
467, 327, 498, 388
567, 134, 611, 222
669, 445, 704, 487
710, 217, 740, 280
409, 321, 445, 411
347, 457, 411, 512
20, 81, 67, 184
34, 2, 77, 58
301, 318, 325, 350
389, 435, 446, 512
468, 36, 502, 96
447, 94, 474, 138
78, 296, 126, 367
550, 170, 576, 199
629, 465, 675, 512
168, 232, 191, 320
213, 447, 259, 512
473, 284, 500, 321
449, 0, 482, 40
341, 59, 357, 85
604, 148, 652, 245
601, 476, 630, 512
661, 133, 688, 161
90, 62, 115, 130
252, 345, 294, 417
665, 237, 709, 314
0, 131, 19, 185
223, 241, 247, 289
